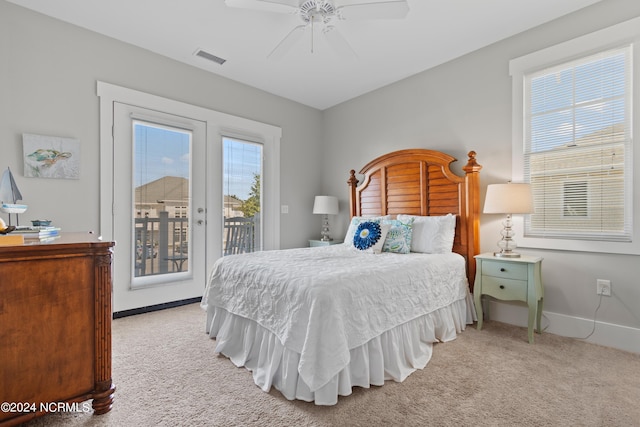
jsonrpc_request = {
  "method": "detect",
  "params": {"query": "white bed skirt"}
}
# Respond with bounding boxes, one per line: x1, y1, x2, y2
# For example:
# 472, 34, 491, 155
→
205, 292, 476, 406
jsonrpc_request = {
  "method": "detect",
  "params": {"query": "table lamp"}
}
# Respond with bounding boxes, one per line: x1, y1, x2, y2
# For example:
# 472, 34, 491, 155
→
313, 195, 339, 241
483, 183, 534, 258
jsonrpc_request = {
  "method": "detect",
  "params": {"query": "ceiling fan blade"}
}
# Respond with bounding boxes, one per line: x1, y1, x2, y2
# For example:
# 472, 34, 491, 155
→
338, 1, 409, 20
268, 25, 306, 60
323, 26, 357, 59
224, 0, 299, 14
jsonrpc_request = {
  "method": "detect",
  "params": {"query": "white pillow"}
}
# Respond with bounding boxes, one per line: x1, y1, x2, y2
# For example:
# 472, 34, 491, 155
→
397, 214, 456, 254
344, 215, 390, 248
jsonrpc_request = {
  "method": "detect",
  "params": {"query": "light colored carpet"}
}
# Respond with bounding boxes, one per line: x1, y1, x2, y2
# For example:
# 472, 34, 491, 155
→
24, 303, 639, 427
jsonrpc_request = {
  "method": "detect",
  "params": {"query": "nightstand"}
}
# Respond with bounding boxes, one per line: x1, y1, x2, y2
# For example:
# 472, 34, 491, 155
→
309, 239, 343, 247
474, 253, 544, 343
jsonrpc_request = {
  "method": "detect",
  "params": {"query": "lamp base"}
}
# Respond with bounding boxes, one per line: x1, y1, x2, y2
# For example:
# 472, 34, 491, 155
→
319, 214, 333, 242
494, 251, 521, 258
493, 214, 521, 258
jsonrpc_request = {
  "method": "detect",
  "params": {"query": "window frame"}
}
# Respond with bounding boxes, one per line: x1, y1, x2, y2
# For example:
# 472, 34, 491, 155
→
509, 17, 640, 255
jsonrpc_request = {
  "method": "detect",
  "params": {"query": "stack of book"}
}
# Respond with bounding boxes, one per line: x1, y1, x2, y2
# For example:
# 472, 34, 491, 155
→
13, 225, 61, 242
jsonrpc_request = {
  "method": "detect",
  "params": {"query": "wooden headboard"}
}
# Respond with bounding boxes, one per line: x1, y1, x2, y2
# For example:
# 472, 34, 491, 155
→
347, 149, 482, 290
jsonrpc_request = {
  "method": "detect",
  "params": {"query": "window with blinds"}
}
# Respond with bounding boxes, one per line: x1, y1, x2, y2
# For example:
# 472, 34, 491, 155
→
522, 45, 632, 242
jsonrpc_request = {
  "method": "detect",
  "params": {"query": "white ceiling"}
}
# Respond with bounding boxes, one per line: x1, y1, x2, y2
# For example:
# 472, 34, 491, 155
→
8, 0, 602, 110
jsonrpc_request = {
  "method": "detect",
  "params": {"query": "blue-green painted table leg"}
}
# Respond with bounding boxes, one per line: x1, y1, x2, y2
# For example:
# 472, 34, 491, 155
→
536, 297, 544, 333
475, 292, 483, 330
528, 301, 536, 344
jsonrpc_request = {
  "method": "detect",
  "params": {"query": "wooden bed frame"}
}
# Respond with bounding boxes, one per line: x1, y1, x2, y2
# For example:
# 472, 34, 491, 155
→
347, 149, 482, 290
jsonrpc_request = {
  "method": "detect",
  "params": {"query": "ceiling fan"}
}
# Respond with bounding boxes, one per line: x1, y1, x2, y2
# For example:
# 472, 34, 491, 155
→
225, 0, 410, 59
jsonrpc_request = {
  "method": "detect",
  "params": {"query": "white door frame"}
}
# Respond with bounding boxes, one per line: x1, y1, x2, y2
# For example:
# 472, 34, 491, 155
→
97, 81, 281, 312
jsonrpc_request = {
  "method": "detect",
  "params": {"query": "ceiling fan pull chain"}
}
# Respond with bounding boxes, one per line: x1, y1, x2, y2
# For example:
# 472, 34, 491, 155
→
311, 15, 314, 53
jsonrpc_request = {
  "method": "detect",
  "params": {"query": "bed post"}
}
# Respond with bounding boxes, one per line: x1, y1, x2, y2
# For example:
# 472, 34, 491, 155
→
347, 169, 359, 218
462, 151, 482, 292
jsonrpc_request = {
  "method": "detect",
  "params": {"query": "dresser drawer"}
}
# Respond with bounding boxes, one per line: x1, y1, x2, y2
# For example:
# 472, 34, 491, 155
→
481, 276, 527, 301
482, 261, 528, 280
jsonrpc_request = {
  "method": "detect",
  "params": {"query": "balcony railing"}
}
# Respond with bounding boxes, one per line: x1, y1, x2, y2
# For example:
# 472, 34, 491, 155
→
135, 212, 188, 277
224, 216, 258, 256
134, 213, 260, 277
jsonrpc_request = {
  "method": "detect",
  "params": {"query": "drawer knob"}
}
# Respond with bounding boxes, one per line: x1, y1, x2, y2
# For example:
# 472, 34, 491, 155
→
500, 268, 506, 272
499, 285, 505, 289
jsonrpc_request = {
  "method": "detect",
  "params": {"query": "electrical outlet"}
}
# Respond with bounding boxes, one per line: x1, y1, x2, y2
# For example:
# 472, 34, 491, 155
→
596, 279, 611, 296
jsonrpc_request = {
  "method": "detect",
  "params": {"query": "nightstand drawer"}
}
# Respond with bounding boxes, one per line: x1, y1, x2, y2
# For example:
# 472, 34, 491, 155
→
481, 276, 527, 301
482, 261, 528, 280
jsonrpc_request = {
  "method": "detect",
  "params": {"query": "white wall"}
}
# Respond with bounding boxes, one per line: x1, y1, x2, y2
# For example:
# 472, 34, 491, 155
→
322, 0, 640, 353
0, 0, 323, 250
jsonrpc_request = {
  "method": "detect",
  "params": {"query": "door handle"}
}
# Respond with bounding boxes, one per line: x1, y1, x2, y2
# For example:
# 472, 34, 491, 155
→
197, 220, 204, 225
197, 207, 204, 213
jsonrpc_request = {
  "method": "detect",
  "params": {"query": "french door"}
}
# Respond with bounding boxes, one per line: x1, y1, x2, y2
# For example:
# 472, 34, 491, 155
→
111, 102, 208, 312
98, 82, 282, 313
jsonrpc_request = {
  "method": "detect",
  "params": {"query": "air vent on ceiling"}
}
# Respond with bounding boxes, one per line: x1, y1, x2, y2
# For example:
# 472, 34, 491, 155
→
194, 49, 226, 65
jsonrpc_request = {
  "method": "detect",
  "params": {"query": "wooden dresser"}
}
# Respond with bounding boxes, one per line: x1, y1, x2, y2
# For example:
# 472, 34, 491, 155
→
0, 233, 115, 426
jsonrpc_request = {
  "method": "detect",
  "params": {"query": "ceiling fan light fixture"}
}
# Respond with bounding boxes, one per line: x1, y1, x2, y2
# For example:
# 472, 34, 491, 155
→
299, 0, 336, 24
227, 0, 409, 59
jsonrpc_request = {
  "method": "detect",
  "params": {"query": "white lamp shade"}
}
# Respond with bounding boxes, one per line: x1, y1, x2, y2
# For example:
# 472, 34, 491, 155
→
484, 183, 534, 214
313, 196, 339, 215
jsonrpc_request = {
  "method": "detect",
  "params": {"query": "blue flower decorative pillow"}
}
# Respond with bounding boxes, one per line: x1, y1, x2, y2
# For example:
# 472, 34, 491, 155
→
382, 217, 414, 254
353, 221, 390, 253
344, 216, 390, 248
353, 221, 381, 250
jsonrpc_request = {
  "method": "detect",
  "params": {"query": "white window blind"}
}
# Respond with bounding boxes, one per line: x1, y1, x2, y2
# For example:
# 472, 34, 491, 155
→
523, 45, 633, 242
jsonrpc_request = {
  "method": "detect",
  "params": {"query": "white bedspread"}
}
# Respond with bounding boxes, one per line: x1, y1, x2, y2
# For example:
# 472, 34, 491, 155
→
201, 245, 468, 392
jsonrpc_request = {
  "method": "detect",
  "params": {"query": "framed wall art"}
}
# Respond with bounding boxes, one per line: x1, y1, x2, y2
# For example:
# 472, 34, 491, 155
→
23, 133, 80, 179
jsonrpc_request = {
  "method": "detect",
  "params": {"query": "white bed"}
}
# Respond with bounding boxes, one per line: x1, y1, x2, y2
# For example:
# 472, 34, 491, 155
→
203, 245, 475, 405
202, 149, 482, 405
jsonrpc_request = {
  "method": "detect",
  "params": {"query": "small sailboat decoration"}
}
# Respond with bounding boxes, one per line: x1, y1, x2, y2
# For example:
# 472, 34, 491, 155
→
0, 167, 28, 226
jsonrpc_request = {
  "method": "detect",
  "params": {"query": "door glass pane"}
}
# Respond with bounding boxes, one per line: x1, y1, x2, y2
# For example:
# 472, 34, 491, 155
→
222, 137, 262, 255
133, 121, 191, 279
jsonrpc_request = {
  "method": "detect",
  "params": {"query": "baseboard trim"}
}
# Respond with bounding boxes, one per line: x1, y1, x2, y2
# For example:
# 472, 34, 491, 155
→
113, 297, 202, 319
485, 300, 640, 354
